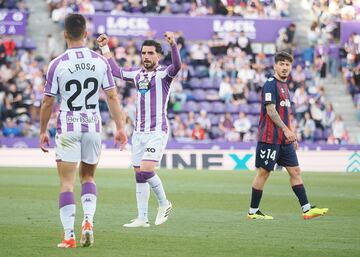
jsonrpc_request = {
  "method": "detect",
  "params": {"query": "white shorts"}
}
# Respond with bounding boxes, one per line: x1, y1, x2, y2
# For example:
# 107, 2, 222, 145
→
55, 132, 101, 164
131, 131, 169, 167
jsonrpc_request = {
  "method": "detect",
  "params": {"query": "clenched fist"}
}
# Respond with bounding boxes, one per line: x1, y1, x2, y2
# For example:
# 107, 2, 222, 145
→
164, 31, 176, 46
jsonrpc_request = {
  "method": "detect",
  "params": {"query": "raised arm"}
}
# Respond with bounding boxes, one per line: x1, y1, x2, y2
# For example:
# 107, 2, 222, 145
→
164, 31, 181, 77
96, 34, 122, 79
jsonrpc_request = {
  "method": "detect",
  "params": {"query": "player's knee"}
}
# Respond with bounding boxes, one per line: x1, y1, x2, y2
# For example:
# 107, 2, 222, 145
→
60, 181, 75, 192
289, 167, 301, 178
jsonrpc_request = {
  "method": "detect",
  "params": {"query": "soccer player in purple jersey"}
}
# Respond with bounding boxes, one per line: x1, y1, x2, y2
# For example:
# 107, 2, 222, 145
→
39, 14, 127, 248
248, 51, 328, 220
97, 32, 181, 227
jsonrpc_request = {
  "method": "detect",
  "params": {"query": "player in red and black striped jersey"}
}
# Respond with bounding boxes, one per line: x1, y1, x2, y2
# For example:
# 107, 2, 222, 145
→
247, 52, 328, 220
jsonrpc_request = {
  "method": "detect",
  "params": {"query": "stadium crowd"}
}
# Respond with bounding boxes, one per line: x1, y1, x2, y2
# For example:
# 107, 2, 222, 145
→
0, 28, 350, 144
0, 0, 358, 144
48, 0, 290, 21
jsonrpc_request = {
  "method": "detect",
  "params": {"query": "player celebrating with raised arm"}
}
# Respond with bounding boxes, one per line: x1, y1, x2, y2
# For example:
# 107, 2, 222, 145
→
39, 14, 127, 248
248, 51, 328, 220
97, 32, 181, 227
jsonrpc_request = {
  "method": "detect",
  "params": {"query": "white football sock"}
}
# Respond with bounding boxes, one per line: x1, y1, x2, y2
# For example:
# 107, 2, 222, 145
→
60, 204, 76, 240
249, 208, 259, 214
136, 183, 150, 220
147, 174, 168, 206
302, 203, 311, 212
81, 193, 97, 226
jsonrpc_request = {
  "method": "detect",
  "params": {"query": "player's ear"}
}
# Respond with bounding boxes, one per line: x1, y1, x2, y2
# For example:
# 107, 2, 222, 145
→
83, 31, 88, 39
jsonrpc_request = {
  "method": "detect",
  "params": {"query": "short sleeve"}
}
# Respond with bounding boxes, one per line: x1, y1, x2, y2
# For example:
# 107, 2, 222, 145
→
101, 61, 116, 91
44, 58, 61, 96
263, 78, 276, 105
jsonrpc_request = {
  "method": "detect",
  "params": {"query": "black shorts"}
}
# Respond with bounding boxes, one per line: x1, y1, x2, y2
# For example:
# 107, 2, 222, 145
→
255, 142, 299, 171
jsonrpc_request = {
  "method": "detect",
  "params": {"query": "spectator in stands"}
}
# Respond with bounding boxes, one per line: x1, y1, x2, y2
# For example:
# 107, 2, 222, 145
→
330, 115, 348, 144
292, 64, 306, 89
300, 112, 316, 141
192, 122, 206, 140
237, 30, 252, 55
0, 37, 6, 66
293, 83, 309, 120
208, 32, 227, 56
111, 2, 126, 15
2, 118, 21, 137
21, 120, 39, 138
308, 21, 320, 48
3, 36, 16, 57
170, 78, 187, 111
219, 112, 234, 136
232, 77, 248, 105
186, 111, 196, 136
78, 0, 95, 14
171, 114, 186, 139
286, 23, 296, 46
219, 76, 233, 103
322, 103, 336, 129
209, 59, 225, 85
341, 0, 356, 20
189, 41, 210, 66
237, 62, 255, 88
309, 98, 324, 129
0, 60, 14, 82
197, 110, 211, 133
233, 112, 251, 141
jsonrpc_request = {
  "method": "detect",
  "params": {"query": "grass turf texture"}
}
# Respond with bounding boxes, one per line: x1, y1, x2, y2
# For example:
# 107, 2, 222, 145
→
0, 167, 359, 257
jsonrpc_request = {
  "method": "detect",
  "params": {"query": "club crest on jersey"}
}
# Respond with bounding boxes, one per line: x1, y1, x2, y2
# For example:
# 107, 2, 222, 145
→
138, 79, 151, 94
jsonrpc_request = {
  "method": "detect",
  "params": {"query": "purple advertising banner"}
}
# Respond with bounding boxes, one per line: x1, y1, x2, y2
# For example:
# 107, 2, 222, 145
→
340, 21, 360, 45
89, 14, 291, 42
1, 137, 359, 151
0, 10, 27, 35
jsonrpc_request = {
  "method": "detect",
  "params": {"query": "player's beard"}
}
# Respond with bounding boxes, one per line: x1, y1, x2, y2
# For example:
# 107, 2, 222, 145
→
143, 61, 156, 71
279, 70, 290, 80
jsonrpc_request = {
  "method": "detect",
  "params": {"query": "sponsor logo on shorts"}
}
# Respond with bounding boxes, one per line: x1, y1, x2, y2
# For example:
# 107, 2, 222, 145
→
146, 147, 156, 153
66, 115, 99, 124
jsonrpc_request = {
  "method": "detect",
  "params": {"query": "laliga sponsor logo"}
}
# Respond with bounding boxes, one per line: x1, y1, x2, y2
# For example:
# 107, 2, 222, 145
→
280, 99, 291, 107
213, 20, 256, 38
98, 16, 150, 35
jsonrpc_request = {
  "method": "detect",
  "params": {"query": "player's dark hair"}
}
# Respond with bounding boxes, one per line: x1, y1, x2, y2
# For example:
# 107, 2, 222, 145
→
64, 14, 86, 41
274, 51, 293, 63
141, 40, 163, 55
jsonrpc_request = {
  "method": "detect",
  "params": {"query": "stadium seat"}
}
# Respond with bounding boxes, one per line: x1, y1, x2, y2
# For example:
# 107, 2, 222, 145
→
92, 1, 103, 12
224, 103, 239, 114
22, 38, 36, 50
199, 102, 212, 113
183, 101, 199, 112
249, 103, 261, 115
247, 91, 260, 103
192, 89, 206, 101
314, 129, 323, 141
189, 78, 202, 89
200, 77, 213, 89
103, 1, 115, 12
238, 104, 250, 114
211, 102, 225, 114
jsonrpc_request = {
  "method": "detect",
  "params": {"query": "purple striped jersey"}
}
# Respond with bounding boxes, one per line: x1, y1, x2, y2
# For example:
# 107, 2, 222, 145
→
118, 65, 176, 132
44, 47, 115, 134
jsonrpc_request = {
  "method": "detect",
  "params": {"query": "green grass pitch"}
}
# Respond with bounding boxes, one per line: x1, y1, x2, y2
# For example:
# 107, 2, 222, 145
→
0, 167, 359, 257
